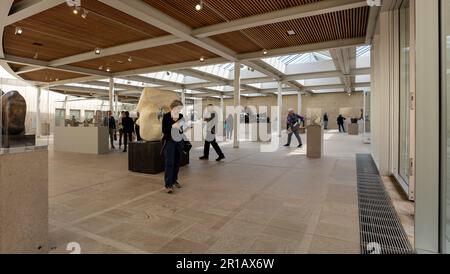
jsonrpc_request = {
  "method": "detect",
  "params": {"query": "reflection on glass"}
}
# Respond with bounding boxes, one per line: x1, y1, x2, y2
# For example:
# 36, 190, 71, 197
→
399, 1, 411, 185
443, 0, 450, 254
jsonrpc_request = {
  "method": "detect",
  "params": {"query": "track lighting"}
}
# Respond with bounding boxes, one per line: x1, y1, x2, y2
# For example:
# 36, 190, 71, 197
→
94, 48, 101, 55
81, 9, 88, 19
14, 26, 23, 35
195, 0, 203, 11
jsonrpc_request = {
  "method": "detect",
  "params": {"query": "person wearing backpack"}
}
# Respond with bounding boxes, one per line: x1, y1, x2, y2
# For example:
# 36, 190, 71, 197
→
284, 109, 303, 148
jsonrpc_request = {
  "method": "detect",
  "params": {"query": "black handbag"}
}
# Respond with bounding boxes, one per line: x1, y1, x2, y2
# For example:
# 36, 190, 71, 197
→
183, 140, 192, 154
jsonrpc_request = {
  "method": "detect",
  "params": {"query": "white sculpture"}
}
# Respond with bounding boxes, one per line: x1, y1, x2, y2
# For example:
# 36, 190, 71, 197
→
135, 88, 180, 141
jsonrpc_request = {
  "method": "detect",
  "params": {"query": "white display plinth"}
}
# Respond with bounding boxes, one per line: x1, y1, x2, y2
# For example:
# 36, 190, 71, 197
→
0, 150, 48, 254
54, 127, 109, 154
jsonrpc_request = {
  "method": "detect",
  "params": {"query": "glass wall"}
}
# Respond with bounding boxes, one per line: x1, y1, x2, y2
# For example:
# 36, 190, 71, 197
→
399, 0, 411, 186
441, 0, 450, 254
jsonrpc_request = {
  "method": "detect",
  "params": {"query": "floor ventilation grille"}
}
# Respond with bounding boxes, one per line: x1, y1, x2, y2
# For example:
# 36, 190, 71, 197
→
356, 154, 414, 254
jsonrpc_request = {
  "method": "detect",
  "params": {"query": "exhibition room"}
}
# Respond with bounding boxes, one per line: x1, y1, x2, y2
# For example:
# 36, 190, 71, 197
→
0, 0, 449, 258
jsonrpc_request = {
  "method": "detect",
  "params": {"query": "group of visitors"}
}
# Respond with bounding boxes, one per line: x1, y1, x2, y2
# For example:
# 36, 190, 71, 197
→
107, 111, 142, 152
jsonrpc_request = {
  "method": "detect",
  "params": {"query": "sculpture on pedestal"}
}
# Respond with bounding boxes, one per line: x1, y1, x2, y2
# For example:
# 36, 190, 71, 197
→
135, 88, 179, 141
1, 91, 27, 136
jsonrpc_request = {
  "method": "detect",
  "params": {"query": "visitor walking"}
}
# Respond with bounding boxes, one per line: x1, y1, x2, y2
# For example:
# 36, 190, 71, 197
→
225, 114, 234, 141
284, 109, 303, 148
162, 100, 185, 194
200, 104, 225, 161
121, 111, 134, 152
108, 111, 116, 149
337, 114, 346, 133
323, 113, 329, 130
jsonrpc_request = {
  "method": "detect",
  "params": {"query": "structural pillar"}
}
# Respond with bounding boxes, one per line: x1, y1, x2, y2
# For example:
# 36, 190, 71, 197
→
277, 81, 283, 137
181, 87, 186, 115
233, 62, 241, 148
114, 94, 119, 117
297, 91, 302, 115
108, 77, 114, 112
36, 87, 41, 137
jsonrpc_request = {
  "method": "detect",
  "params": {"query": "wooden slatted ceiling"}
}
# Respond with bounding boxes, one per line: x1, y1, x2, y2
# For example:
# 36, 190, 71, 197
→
211, 7, 370, 54
70, 42, 218, 74
4, 1, 169, 61
19, 69, 86, 83
144, 0, 323, 28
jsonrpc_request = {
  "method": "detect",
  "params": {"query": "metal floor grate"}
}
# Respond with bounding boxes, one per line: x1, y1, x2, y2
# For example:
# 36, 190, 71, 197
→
356, 154, 414, 254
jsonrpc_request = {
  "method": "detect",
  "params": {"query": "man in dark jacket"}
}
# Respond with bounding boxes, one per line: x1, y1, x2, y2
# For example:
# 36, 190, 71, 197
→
337, 114, 346, 133
199, 104, 225, 162
108, 111, 116, 149
121, 111, 134, 152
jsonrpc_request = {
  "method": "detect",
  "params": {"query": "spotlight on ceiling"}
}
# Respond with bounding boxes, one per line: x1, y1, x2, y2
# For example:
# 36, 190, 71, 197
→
33, 52, 39, 59
73, 7, 80, 15
81, 9, 88, 19
200, 56, 206, 62
128, 56, 133, 62
99, 65, 103, 70
286, 30, 296, 36
14, 26, 23, 35
195, 0, 203, 11
262, 49, 268, 55
94, 48, 101, 55
106, 67, 111, 72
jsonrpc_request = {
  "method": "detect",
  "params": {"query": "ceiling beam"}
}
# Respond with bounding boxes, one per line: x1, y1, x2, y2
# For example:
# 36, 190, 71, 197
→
238, 37, 366, 61
2, 54, 110, 77
50, 85, 110, 96
4, 0, 66, 26
366, 5, 381, 44
257, 82, 371, 94
98, 0, 238, 61
193, 0, 368, 38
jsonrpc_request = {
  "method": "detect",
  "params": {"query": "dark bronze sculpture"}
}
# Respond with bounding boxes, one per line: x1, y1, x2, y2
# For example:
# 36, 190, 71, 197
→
1, 91, 27, 136
1, 90, 34, 148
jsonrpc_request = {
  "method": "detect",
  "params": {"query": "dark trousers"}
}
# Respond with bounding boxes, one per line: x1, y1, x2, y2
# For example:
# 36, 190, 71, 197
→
119, 129, 124, 147
164, 140, 182, 188
123, 131, 133, 150
109, 128, 116, 147
135, 125, 142, 141
338, 123, 346, 132
203, 138, 224, 158
287, 130, 303, 146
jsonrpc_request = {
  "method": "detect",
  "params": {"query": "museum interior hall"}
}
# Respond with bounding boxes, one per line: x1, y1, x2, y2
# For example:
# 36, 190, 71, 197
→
0, 0, 449, 255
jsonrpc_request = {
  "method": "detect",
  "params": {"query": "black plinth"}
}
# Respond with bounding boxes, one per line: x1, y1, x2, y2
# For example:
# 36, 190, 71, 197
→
1, 134, 36, 148
128, 141, 189, 174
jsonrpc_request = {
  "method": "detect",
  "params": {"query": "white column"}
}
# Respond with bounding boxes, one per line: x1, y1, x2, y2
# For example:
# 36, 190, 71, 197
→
220, 93, 224, 117
36, 87, 41, 137
181, 87, 186, 115
114, 94, 119, 117
277, 81, 283, 137
233, 62, 241, 148
297, 91, 302, 115
108, 77, 114, 112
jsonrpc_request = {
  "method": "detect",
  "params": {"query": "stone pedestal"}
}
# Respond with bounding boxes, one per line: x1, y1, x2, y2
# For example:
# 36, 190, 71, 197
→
257, 123, 272, 142
129, 141, 189, 174
348, 123, 359, 135
54, 127, 109, 154
306, 125, 323, 159
0, 150, 48, 254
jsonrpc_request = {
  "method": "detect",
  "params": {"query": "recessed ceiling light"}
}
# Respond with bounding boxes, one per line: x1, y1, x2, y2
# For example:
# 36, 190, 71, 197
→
128, 56, 133, 62
287, 30, 296, 36
263, 49, 268, 55
73, 7, 80, 15
15, 26, 23, 35
195, 0, 203, 11
106, 67, 111, 72
94, 48, 101, 55
200, 56, 205, 62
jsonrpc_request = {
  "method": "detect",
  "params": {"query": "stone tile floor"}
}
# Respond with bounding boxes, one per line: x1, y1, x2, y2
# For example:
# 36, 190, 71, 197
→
48, 130, 370, 254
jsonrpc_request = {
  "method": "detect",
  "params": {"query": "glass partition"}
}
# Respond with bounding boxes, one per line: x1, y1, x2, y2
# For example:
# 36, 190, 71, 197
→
441, 0, 450, 254
0, 78, 49, 154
